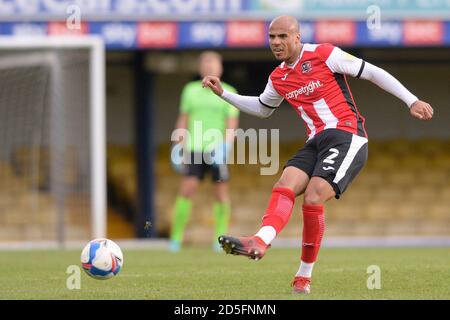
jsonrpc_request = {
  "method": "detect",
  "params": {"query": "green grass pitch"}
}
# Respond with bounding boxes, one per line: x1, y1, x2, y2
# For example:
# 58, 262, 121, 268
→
1, 247, 449, 300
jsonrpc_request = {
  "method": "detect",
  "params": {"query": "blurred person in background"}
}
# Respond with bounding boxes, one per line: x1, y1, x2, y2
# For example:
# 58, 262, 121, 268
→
170, 51, 239, 252
203, 15, 433, 294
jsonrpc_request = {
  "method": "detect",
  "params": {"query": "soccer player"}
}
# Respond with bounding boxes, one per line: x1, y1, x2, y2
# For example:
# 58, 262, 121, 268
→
202, 16, 433, 293
170, 51, 239, 252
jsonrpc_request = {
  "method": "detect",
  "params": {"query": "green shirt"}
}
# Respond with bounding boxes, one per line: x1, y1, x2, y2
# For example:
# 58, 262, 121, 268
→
180, 80, 239, 152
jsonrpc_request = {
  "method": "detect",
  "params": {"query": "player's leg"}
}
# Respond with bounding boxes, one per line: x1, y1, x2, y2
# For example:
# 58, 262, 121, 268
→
292, 176, 334, 293
213, 181, 231, 251
170, 176, 199, 251
255, 166, 310, 244
300, 176, 335, 266
219, 142, 317, 259
219, 166, 310, 259
170, 153, 205, 251
211, 163, 231, 251
293, 129, 368, 293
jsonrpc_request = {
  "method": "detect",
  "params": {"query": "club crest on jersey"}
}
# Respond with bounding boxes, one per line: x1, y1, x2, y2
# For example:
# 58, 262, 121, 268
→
301, 61, 312, 73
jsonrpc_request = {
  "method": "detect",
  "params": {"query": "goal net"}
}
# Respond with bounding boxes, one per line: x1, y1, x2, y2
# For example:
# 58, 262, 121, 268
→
0, 37, 106, 245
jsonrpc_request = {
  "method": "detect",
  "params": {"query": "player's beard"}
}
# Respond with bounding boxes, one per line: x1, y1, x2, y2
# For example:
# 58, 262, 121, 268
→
271, 48, 285, 61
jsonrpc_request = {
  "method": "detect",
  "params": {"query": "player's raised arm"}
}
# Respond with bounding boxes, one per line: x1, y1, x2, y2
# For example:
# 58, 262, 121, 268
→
202, 75, 281, 119
324, 46, 434, 121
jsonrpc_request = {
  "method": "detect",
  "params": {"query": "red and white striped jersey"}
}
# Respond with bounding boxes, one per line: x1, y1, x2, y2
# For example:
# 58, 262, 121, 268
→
259, 43, 368, 140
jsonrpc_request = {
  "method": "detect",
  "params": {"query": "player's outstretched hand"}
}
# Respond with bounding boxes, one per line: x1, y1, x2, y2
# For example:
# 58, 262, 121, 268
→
410, 100, 434, 120
202, 76, 224, 96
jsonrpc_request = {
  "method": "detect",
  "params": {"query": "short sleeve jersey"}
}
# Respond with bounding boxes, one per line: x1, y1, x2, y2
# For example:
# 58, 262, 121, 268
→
180, 80, 239, 152
259, 43, 367, 141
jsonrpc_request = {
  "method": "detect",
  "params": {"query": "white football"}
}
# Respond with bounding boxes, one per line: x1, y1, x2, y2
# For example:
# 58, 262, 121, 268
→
80, 238, 124, 280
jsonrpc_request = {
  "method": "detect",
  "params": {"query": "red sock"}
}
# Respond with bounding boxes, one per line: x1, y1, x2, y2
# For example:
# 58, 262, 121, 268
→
301, 204, 325, 263
261, 187, 295, 233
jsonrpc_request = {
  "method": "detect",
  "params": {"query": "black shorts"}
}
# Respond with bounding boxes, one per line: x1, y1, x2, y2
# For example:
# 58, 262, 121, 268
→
285, 129, 368, 198
184, 152, 230, 183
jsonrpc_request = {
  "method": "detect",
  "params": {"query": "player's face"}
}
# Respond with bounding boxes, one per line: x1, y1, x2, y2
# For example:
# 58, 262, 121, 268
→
199, 55, 223, 78
269, 27, 300, 63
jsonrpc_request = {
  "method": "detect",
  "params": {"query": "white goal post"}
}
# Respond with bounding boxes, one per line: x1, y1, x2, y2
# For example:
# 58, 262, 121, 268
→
0, 36, 106, 243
